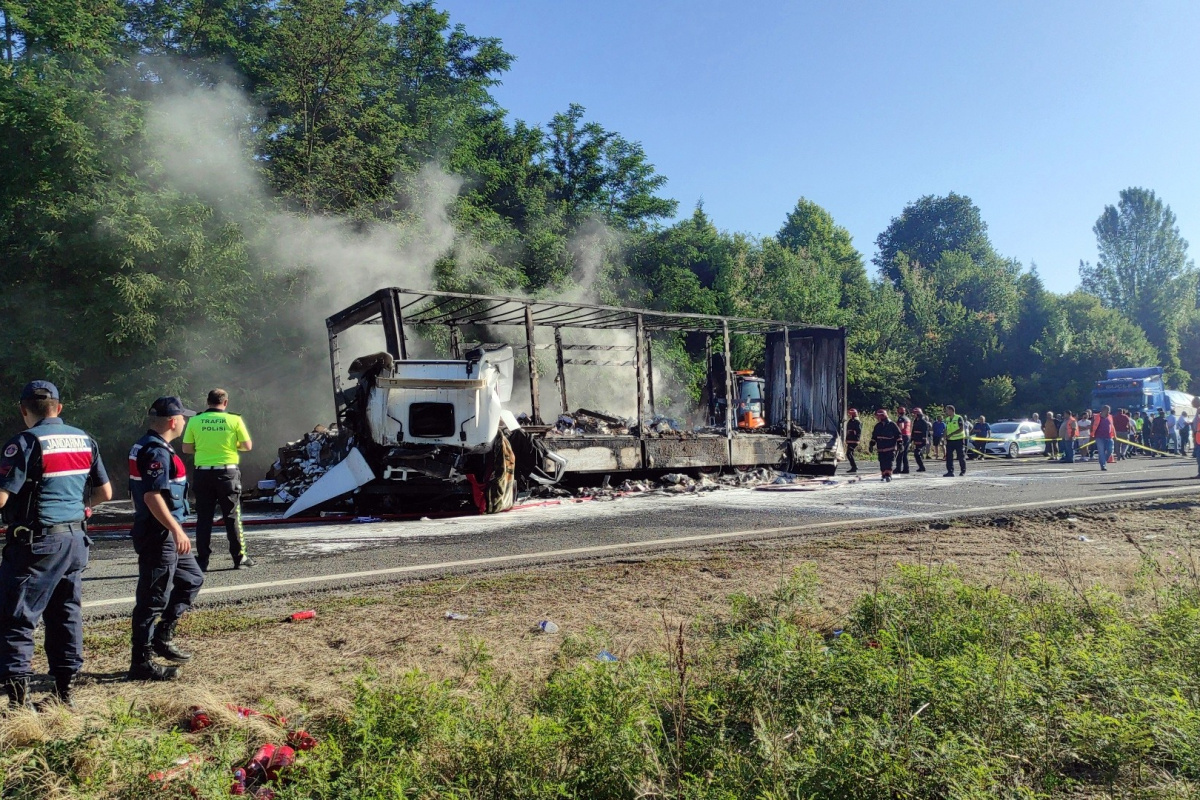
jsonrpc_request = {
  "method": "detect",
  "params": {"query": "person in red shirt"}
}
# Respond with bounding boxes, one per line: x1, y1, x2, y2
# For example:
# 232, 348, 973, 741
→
1093, 405, 1117, 470
1060, 411, 1078, 463
1112, 407, 1132, 460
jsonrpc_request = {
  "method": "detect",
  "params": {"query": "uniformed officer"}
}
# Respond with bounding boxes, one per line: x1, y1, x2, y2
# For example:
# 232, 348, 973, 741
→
182, 389, 254, 571
844, 409, 861, 474
0, 381, 111, 708
943, 404, 968, 477
128, 397, 204, 681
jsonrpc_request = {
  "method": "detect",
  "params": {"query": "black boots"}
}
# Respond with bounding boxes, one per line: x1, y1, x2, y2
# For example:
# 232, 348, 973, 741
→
5, 675, 79, 711
4, 676, 30, 710
33, 673, 75, 711
128, 647, 180, 682
152, 619, 192, 663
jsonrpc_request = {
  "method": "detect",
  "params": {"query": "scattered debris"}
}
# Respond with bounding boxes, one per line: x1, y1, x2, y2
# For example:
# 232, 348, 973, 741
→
148, 754, 205, 784
262, 425, 343, 505
538, 620, 559, 634
286, 730, 319, 752
351, 516, 382, 524
445, 611, 470, 621
550, 408, 632, 436
288, 610, 316, 622
596, 649, 619, 662
187, 705, 213, 732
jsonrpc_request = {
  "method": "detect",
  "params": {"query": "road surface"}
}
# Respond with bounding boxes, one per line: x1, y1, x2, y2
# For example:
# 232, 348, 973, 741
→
80, 456, 1200, 615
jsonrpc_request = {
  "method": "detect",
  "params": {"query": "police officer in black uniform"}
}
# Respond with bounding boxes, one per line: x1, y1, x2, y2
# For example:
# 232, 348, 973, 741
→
128, 397, 204, 681
0, 381, 111, 708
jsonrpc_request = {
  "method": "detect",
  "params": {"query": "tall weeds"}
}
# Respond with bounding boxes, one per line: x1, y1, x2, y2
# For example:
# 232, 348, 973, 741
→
3, 566, 1200, 798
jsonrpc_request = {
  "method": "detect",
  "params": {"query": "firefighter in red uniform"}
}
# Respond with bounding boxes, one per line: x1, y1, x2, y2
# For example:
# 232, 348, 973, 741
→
910, 407, 930, 472
869, 409, 902, 482
844, 409, 861, 474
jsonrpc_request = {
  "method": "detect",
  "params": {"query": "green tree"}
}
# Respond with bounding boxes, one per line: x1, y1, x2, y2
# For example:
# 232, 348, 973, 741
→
1021, 292, 1159, 411
874, 192, 995, 285
776, 197, 871, 312
544, 103, 677, 230
1079, 187, 1196, 378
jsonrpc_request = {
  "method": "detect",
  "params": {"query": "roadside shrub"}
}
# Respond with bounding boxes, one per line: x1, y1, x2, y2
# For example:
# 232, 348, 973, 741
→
3, 567, 1200, 798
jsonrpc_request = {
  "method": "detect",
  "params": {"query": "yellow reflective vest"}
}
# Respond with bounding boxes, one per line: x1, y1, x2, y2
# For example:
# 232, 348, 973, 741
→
945, 415, 967, 441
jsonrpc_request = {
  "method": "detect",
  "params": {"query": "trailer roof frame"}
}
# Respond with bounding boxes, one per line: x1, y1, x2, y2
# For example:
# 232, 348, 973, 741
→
327, 287, 841, 337
327, 288, 845, 434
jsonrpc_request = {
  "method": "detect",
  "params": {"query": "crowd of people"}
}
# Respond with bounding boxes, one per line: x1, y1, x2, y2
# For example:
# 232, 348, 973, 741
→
843, 403, 1200, 483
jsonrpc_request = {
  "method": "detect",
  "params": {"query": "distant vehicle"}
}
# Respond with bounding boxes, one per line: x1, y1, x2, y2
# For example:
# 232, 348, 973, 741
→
1090, 367, 1195, 415
982, 421, 1046, 458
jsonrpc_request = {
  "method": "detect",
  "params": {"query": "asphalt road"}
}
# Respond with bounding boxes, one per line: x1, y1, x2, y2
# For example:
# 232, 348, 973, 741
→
80, 455, 1200, 616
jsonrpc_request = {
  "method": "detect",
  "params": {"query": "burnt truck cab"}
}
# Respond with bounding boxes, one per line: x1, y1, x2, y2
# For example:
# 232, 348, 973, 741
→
284, 287, 846, 518
365, 346, 516, 450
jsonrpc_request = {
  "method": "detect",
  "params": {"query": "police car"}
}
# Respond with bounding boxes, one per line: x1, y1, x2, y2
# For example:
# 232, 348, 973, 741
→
982, 421, 1047, 458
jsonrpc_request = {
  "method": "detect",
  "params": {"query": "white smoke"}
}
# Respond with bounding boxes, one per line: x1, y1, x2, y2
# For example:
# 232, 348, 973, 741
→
143, 82, 469, 469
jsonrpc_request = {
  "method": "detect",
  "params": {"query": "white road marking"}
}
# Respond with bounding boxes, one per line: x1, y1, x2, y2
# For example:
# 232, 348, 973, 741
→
81, 482, 1200, 609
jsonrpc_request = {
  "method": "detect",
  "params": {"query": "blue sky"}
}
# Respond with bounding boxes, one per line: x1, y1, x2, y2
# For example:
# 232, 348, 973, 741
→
446, 1, 1200, 293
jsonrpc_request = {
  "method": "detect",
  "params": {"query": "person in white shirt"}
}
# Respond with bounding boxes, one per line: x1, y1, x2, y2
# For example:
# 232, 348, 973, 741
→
1077, 410, 1093, 461
1167, 411, 1179, 453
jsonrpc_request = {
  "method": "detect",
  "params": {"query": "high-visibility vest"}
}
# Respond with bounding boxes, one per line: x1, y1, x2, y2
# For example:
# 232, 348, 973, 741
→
945, 415, 966, 440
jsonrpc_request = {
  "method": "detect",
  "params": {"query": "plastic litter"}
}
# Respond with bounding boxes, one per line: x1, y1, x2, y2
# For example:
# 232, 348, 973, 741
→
287, 729, 319, 751
245, 743, 277, 782
230, 767, 248, 795
289, 609, 316, 622
187, 705, 213, 732
148, 754, 205, 783
596, 649, 619, 662
1078, 536, 1093, 542
228, 704, 288, 727
445, 611, 470, 621
538, 620, 559, 634
352, 516, 383, 523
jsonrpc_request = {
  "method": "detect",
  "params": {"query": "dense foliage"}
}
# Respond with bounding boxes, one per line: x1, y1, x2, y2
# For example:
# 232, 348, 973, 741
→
6, 565, 1200, 797
1, 0, 1196, 471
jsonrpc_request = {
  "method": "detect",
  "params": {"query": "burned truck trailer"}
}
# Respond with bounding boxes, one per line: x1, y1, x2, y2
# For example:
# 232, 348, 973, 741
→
285, 288, 846, 517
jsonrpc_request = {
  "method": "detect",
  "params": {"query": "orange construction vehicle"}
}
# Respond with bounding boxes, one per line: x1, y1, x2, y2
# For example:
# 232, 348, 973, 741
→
708, 364, 767, 429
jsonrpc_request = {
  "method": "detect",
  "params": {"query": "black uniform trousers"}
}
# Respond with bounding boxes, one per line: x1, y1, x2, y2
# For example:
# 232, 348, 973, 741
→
193, 467, 247, 571
0, 526, 88, 679
846, 442, 859, 471
946, 439, 967, 474
912, 439, 926, 471
131, 525, 204, 650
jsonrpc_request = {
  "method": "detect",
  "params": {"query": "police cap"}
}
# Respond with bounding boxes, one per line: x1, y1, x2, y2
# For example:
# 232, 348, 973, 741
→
20, 380, 59, 402
148, 396, 197, 417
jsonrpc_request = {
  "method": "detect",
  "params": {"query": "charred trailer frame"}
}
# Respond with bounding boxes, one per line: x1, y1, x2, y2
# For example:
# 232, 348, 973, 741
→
313, 287, 846, 515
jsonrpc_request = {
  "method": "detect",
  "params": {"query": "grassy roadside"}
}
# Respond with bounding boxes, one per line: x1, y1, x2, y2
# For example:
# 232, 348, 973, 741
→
5, 503, 1200, 798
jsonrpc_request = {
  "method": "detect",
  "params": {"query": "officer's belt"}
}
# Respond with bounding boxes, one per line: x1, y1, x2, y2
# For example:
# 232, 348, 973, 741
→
195, 464, 239, 470
7, 521, 85, 543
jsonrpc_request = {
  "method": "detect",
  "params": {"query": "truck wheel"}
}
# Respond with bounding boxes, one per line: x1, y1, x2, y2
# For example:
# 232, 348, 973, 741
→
1008, 443, 1019, 459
